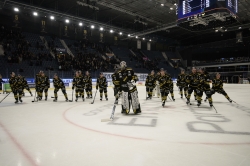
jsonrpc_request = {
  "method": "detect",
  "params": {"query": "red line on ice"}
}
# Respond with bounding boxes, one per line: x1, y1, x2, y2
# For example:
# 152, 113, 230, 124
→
0, 121, 38, 166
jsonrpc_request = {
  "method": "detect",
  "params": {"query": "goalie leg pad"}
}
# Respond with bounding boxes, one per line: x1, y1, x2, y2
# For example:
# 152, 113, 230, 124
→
130, 90, 140, 110
121, 92, 130, 110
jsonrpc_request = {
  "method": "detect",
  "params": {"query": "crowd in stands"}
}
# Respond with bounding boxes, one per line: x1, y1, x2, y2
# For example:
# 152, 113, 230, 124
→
56, 52, 114, 72
55, 50, 119, 72
127, 50, 160, 71
0, 26, 180, 76
0, 27, 53, 67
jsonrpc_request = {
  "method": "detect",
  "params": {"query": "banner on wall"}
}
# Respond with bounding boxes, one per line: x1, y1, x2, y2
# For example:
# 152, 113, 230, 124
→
147, 42, 151, 51
236, 31, 243, 43
137, 40, 141, 49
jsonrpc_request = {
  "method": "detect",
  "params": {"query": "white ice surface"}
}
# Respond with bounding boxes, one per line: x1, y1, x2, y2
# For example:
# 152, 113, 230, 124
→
0, 84, 250, 166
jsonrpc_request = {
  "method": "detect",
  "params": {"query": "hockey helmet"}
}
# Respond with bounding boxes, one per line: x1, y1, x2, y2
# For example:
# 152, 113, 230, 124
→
10, 72, 15, 76
120, 61, 127, 69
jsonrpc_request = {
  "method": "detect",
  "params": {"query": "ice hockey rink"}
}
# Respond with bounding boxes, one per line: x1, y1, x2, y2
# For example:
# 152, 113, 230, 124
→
0, 84, 250, 166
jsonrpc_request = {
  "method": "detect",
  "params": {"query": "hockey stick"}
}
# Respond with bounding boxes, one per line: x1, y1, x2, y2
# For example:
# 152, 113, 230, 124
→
90, 89, 97, 104
32, 91, 38, 102
212, 105, 218, 113
167, 95, 173, 101
0, 92, 11, 103
231, 100, 238, 104
68, 90, 74, 102
101, 104, 116, 122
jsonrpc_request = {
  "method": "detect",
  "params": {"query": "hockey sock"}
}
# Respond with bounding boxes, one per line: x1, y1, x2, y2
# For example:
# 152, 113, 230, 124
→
208, 97, 212, 103
171, 93, 174, 98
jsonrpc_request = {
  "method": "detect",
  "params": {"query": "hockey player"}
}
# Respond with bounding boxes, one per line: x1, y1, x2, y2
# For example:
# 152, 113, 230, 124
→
9, 72, 23, 103
53, 73, 68, 102
72, 71, 85, 102
84, 71, 92, 99
145, 70, 156, 100
18, 74, 33, 96
117, 61, 141, 114
112, 69, 120, 104
37, 71, 50, 101
186, 67, 200, 105
211, 73, 232, 102
158, 69, 172, 106
96, 72, 108, 101
196, 68, 213, 107
177, 69, 187, 98
152, 71, 161, 98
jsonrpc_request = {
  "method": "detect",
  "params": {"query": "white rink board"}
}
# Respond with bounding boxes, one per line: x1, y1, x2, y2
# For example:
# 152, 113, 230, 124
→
0, 84, 250, 166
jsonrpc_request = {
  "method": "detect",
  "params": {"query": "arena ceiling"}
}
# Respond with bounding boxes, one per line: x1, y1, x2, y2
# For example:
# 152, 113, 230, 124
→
1, 0, 250, 45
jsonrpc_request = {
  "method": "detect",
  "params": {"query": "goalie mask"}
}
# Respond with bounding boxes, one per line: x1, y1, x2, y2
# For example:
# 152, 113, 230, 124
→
120, 61, 127, 69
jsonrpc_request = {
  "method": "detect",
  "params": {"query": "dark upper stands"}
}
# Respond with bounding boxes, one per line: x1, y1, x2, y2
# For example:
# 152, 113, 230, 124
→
0, 27, 180, 79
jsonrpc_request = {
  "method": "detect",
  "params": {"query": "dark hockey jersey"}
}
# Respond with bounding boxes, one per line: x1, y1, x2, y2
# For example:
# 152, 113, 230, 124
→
38, 75, 50, 87
84, 75, 92, 87
177, 73, 187, 87
72, 76, 85, 88
53, 78, 65, 89
197, 73, 211, 91
158, 74, 171, 90
145, 74, 156, 87
212, 78, 224, 90
117, 67, 137, 91
96, 76, 107, 89
186, 73, 200, 88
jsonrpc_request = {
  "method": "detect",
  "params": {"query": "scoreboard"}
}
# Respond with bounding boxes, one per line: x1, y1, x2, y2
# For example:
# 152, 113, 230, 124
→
178, 0, 238, 23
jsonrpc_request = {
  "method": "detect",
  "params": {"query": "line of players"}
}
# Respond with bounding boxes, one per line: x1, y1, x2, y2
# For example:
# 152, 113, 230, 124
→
8, 63, 232, 111
8, 61, 141, 114
9, 70, 107, 103
144, 67, 233, 107
9, 72, 33, 103
33, 70, 93, 102
180, 67, 232, 106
